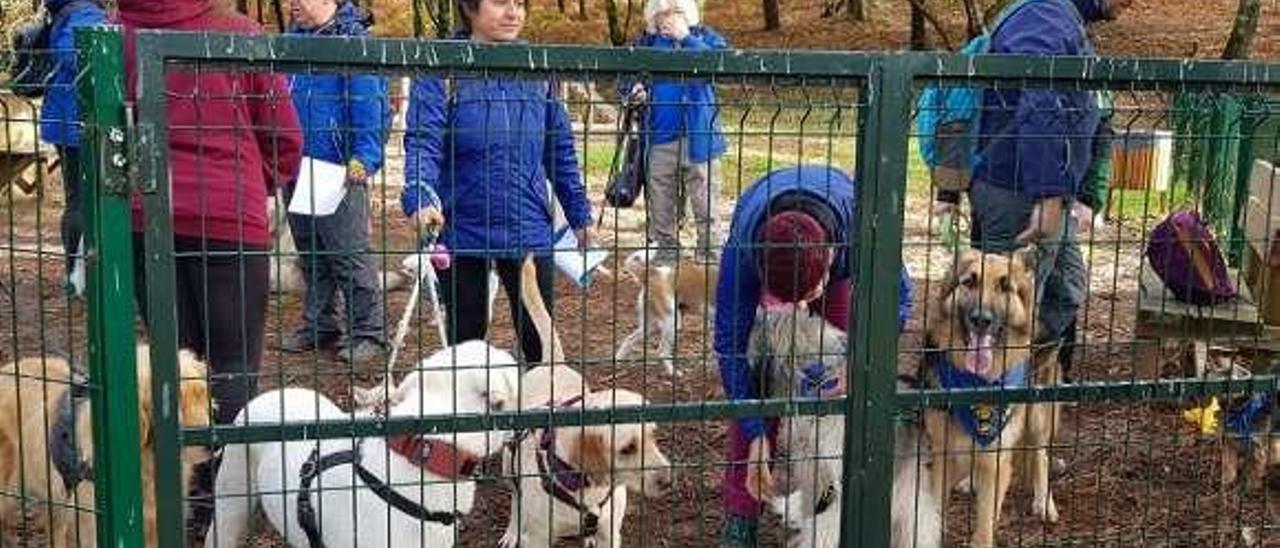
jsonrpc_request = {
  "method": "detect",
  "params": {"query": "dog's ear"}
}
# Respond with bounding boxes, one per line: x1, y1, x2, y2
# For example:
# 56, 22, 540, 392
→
572, 430, 612, 485
1012, 245, 1037, 275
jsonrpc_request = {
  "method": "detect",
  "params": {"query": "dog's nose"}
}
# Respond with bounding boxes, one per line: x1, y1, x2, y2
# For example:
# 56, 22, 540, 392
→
968, 309, 995, 331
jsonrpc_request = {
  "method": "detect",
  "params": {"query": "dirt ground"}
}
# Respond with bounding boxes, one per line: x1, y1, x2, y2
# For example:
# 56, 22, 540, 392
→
4, 163, 1280, 547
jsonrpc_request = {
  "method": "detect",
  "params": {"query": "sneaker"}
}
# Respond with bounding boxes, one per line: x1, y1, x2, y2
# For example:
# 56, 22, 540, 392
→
720, 515, 759, 548
340, 337, 385, 364
280, 329, 343, 353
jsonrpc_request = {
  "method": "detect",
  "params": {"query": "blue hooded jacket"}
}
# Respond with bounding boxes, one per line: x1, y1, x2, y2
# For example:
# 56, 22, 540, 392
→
39, 0, 107, 148
623, 26, 728, 164
287, 2, 388, 176
714, 165, 914, 440
973, 0, 1104, 200
400, 37, 592, 256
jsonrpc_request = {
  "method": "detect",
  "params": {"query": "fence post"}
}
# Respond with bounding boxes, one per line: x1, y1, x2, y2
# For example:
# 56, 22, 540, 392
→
77, 26, 145, 548
842, 56, 913, 547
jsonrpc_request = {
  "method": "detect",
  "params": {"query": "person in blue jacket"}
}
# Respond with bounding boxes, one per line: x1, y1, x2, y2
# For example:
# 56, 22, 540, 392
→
401, 0, 593, 366
39, 0, 108, 296
622, 0, 727, 264
967, 0, 1131, 373
280, 0, 390, 364
714, 165, 913, 547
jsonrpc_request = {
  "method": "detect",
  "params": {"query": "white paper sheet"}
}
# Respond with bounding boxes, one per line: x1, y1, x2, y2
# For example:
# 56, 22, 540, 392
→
553, 226, 608, 287
288, 157, 348, 216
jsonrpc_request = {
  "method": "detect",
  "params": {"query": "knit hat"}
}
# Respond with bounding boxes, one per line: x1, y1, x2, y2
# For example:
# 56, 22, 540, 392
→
758, 210, 832, 303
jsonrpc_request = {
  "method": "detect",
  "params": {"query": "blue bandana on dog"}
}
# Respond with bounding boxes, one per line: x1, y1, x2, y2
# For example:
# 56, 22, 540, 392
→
927, 350, 1029, 447
1225, 392, 1273, 446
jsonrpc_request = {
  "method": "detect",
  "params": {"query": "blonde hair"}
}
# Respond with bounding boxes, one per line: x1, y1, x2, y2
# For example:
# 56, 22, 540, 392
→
644, 0, 700, 33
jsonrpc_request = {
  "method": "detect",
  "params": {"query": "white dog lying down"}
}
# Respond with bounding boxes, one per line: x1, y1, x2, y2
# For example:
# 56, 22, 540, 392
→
500, 388, 672, 548
203, 341, 521, 548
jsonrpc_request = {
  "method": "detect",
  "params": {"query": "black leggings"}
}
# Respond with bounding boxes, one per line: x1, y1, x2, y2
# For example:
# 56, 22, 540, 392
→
436, 255, 555, 367
132, 235, 269, 426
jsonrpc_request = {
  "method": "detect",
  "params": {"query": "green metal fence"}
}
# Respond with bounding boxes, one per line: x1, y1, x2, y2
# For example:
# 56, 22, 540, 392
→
2, 24, 1279, 547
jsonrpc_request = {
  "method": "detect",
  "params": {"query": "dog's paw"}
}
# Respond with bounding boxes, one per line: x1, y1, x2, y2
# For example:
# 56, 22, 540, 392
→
953, 477, 974, 496
351, 385, 389, 411
662, 359, 681, 377
498, 531, 522, 548
1032, 495, 1059, 524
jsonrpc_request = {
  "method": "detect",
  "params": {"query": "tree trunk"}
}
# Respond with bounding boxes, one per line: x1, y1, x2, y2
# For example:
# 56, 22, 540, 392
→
762, 0, 781, 30
962, 0, 984, 40
1222, 0, 1262, 59
578, 0, 587, 20
604, 0, 626, 46
272, 0, 285, 32
910, 2, 928, 50
236, 0, 248, 14
558, 0, 567, 14
846, 0, 866, 21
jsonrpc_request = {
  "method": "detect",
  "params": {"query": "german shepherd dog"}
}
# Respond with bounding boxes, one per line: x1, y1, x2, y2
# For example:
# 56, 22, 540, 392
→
1206, 360, 1280, 491
922, 248, 1061, 548
754, 304, 942, 548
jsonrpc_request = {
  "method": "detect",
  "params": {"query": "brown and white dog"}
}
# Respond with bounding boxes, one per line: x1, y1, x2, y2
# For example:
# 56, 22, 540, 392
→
614, 248, 719, 375
922, 248, 1061, 548
0, 345, 213, 547
1206, 360, 1279, 491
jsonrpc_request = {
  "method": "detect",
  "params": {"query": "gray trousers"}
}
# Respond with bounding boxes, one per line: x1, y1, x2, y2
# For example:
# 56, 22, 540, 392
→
646, 138, 721, 261
969, 181, 1086, 345
286, 184, 385, 342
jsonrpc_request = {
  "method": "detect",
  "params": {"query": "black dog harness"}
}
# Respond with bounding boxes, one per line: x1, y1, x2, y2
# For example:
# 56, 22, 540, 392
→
296, 439, 474, 548
48, 372, 93, 493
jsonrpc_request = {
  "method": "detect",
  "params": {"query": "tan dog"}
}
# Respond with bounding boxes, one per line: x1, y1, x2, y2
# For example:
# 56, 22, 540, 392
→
1205, 360, 1280, 491
614, 249, 719, 375
0, 345, 212, 547
922, 248, 1061, 548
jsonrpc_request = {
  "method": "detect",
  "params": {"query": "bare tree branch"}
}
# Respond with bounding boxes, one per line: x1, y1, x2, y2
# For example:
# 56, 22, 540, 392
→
904, 0, 952, 50
1222, 0, 1261, 59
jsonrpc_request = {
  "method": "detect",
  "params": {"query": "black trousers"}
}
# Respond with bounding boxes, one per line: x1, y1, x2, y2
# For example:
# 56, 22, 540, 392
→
58, 146, 82, 277
436, 255, 555, 367
132, 234, 269, 426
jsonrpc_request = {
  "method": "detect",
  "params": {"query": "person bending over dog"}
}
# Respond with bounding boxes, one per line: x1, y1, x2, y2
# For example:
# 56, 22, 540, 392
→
713, 164, 913, 547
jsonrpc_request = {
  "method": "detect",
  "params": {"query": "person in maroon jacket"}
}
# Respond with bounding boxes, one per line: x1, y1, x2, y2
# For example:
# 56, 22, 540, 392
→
116, 0, 302, 536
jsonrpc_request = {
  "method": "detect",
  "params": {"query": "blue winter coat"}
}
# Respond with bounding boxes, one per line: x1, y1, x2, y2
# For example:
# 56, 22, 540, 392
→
973, 0, 1104, 199
623, 26, 728, 163
39, 0, 107, 148
287, 2, 388, 176
401, 63, 592, 256
714, 165, 914, 440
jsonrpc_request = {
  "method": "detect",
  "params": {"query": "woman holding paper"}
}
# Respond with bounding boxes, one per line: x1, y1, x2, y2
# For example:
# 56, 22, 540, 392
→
281, 0, 390, 365
401, 0, 594, 366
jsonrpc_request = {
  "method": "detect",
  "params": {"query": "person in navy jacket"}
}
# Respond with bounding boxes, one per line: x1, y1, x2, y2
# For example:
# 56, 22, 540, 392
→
714, 165, 913, 547
967, 0, 1131, 378
401, 0, 593, 366
623, 0, 728, 264
281, 0, 391, 364
39, 0, 107, 295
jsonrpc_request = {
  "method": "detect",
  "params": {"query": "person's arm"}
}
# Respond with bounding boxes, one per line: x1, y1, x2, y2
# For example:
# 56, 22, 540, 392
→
346, 72, 389, 177
1079, 96, 1115, 213
544, 93, 592, 230
681, 26, 728, 50
401, 77, 447, 217
249, 72, 303, 193
898, 266, 914, 329
714, 237, 766, 440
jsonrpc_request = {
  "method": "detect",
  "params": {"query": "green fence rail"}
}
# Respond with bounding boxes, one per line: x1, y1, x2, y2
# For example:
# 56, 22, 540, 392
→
0, 26, 1273, 547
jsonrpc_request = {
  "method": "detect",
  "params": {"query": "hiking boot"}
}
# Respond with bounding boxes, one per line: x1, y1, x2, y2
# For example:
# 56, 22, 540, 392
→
720, 515, 759, 548
339, 337, 385, 364
280, 329, 343, 353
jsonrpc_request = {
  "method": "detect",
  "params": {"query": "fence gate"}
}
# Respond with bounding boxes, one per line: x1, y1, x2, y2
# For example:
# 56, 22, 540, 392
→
0, 24, 1274, 548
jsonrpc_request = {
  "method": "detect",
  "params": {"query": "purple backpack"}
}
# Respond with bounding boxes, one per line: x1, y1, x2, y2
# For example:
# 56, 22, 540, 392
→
1145, 210, 1236, 306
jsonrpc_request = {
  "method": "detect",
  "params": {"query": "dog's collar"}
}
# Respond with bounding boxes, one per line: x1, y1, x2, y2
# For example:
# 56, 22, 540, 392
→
535, 430, 613, 540
297, 443, 464, 547
1225, 392, 1273, 445
49, 373, 93, 493
386, 435, 482, 480
926, 348, 1030, 447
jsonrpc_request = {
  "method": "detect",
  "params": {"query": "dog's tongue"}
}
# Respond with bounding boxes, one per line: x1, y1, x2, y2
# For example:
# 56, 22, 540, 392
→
965, 333, 994, 374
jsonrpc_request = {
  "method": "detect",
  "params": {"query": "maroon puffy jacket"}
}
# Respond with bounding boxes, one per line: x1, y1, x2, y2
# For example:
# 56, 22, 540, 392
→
118, 0, 302, 246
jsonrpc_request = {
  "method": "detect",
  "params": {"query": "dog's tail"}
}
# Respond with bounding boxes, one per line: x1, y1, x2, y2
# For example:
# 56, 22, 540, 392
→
521, 255, 565, 366
890, 420, 943, 548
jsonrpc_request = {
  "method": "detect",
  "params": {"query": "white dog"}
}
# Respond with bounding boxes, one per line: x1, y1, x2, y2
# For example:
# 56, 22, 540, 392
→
203, 341, 521, 548
614, 248, 719, 375
500, 388, 672, 548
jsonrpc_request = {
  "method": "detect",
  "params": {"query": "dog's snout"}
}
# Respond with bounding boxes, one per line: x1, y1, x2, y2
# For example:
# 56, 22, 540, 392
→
967, 309, 995, 331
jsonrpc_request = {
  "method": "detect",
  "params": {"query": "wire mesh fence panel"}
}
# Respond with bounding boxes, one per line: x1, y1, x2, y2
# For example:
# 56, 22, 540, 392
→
902, 55, 1280, 548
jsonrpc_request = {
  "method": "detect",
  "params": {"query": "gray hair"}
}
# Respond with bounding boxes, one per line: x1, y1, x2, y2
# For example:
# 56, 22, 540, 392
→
643, 0, 700, 33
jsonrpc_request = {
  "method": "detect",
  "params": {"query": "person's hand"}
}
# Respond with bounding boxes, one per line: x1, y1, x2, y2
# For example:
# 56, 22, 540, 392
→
1072, 202, 1095, 234
658, 12, 690, 41
346, 159, 368, 186
628, 82, 648, 104
574, 226, 596, 250
1015, 197, 1065, 246
414, 206, 445, 237
745, 436, 775, 501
